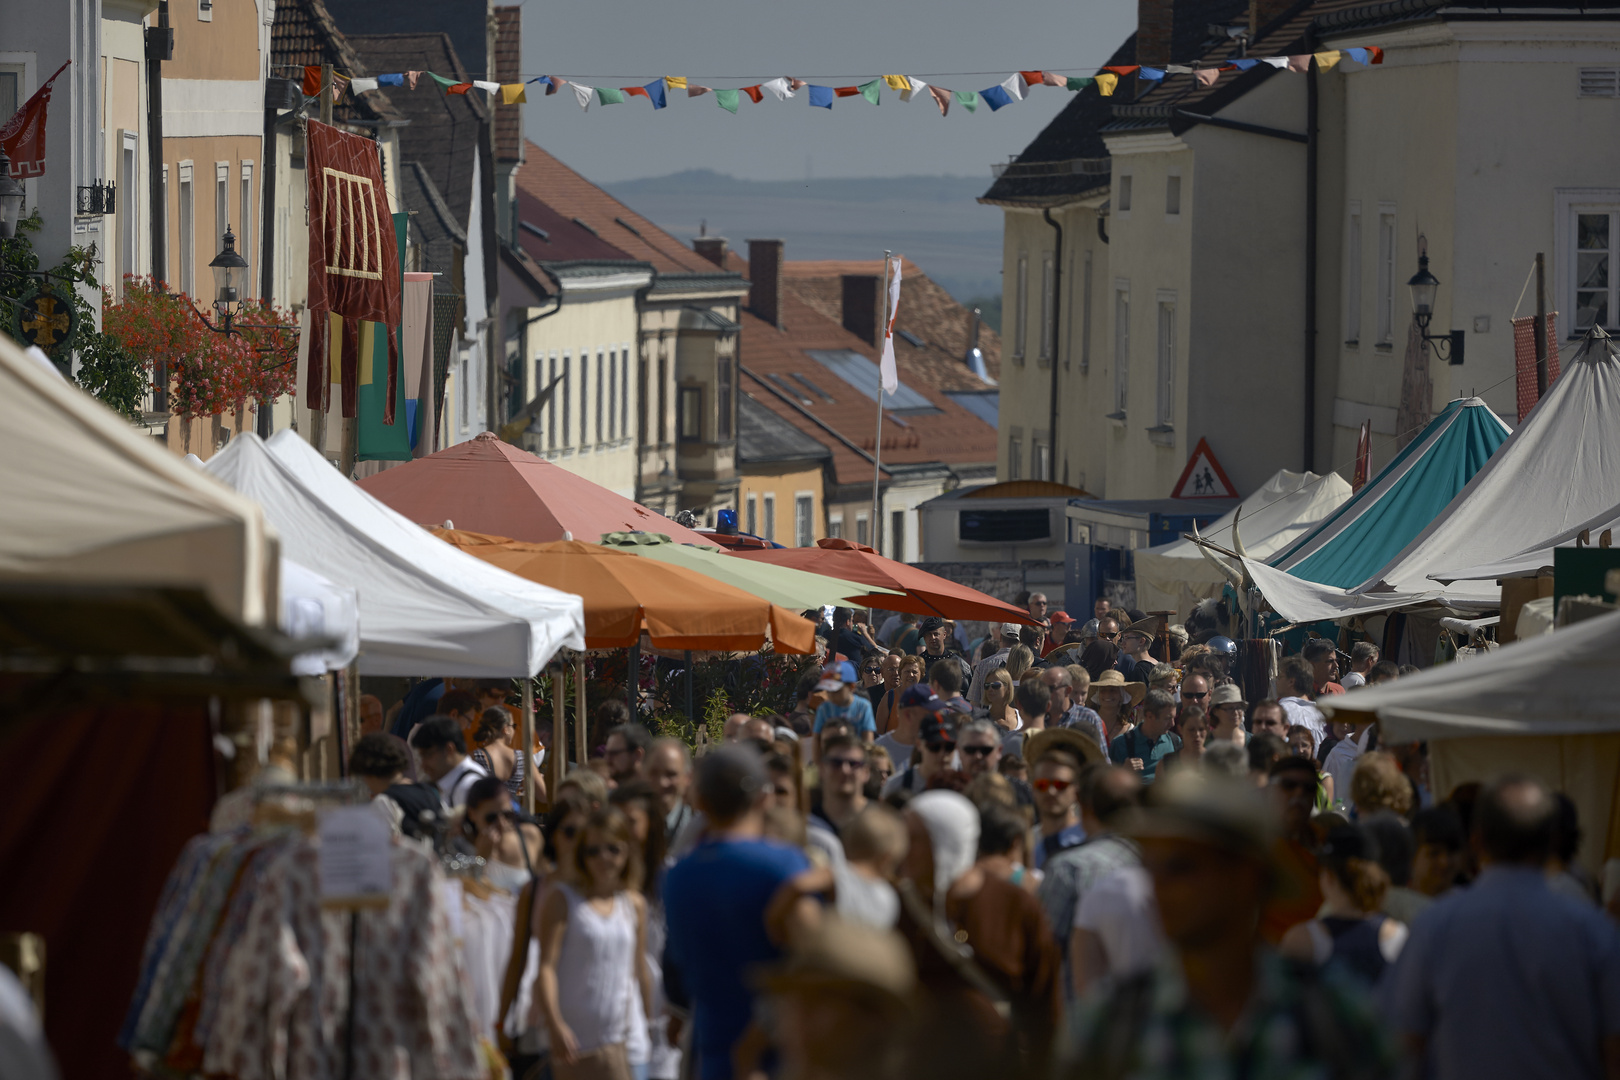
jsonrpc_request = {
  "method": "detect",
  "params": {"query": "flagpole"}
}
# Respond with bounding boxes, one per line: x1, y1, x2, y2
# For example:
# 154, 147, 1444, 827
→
871, 250, 889, 553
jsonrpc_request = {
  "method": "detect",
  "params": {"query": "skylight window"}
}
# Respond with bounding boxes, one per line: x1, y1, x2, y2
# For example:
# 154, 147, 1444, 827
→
805, 350, 940, 415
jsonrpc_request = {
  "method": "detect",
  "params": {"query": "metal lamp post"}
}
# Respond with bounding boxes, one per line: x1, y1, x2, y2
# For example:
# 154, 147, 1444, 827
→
1406, 251, 1465, 365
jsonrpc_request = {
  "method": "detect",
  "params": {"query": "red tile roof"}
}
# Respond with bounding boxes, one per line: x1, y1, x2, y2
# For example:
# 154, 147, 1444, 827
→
779, 258, 1002, 391
269, 0, 404, 125
514, 188, 637, 263
516, 142, 739, 278
492, 7, 522, 164
737, 285, 997, 488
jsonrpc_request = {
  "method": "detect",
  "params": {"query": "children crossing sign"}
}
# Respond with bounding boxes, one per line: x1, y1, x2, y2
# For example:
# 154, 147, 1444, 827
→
1172, 437, 1237, 499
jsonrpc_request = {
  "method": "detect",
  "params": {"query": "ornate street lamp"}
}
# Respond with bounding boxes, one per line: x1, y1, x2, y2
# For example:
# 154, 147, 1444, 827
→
1406, 249, 1465, 365
206, 225, 250, 334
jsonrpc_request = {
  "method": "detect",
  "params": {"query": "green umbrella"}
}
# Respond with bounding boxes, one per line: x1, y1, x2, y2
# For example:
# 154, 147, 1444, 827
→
599, 531, 902, 610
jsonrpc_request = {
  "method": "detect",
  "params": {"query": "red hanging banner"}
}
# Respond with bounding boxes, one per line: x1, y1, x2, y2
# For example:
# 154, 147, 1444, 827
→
0, 61, 72, 180
1352, 418, 1371, 492
305, 119, 402, 421
1511, 312, 1561, 421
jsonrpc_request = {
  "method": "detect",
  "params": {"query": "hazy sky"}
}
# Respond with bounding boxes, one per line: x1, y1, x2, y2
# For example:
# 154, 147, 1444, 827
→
517, 0, 1137, 183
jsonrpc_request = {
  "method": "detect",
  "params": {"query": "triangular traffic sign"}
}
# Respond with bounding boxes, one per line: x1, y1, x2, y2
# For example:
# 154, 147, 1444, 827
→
1171, 437, 1237, 499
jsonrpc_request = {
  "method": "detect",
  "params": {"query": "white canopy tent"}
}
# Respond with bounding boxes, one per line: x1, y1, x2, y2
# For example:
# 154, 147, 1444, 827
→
280, 559, 360, 676
1430, 499, 1620, 583
1355, 328, 1620, 610
0, 333, 274, 625
208, 431, 584, 676
1320, 609, 1620, 873
1135, 470, 1352, 617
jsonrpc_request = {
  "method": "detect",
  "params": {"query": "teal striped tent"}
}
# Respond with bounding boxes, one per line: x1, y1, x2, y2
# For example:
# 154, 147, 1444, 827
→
1269, 398, 1512, 589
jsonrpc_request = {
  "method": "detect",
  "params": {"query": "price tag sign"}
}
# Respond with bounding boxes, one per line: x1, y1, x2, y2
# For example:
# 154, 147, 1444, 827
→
317, 805, 393, 909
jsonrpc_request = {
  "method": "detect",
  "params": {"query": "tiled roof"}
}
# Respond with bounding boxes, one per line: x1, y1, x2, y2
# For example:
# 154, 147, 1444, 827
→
269, 0, 403, 125
517, 142, 746, 280
515, 188, 637, 263
737, 393, 832, 466
737, 285, 997, 488
400, 161, 466, 295
324, 0, 488, 79
779, 258, 1003, 391
493, 7, 523, 164
347, 33, 486, 233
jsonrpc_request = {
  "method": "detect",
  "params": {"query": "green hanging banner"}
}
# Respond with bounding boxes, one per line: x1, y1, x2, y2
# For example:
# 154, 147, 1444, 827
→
358, 212, 411, 461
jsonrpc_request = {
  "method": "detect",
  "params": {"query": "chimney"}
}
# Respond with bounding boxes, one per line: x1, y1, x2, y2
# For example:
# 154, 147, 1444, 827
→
748, 239, 784, 329
1137, 0, 1173, 68
841, 274, 882, 345
693, 237, 728, 266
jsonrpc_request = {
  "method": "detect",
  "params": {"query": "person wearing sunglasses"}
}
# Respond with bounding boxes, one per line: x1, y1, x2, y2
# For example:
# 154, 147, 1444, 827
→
973, 667, 1022, 733
463, 776, 542, 892
811, 734, 870, 836
881, 706, 956, 798
532, 805, 651, 1080
955, 720, 1005, 783
1028, 742, 1088, 868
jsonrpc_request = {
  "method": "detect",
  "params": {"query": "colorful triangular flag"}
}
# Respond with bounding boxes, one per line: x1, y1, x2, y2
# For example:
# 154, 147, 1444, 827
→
741, 85, 764, 103
715, 88, 740, 113
858, 78, 882, 104
500, 83, 527, 104
926, 84, 951, 115
1314, 50, 1342, 70
644, 80, 667, 108
571, 82, 594, 109
954, 89, 979, 112
882, 74, 911, 91
665, 76, 689, 89
808, 85, 834, 108
763, 77, 795, 100
980, 83, 1014, 110
1000, 73, 1027, 100
597, 86, 626, 105
1095, 72, 1119, 96
901, 77, 928, 103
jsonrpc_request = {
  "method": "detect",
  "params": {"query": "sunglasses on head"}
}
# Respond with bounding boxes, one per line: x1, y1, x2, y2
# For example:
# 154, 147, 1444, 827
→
584, 843, 626, 859
959, 744, 996, 758
1033, 777, 1073, 793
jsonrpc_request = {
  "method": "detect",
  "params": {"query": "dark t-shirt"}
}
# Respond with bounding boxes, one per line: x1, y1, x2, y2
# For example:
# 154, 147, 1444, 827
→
1108, 728, 1181, 781
664, 837, 810, 1080
834, 627, 868, 664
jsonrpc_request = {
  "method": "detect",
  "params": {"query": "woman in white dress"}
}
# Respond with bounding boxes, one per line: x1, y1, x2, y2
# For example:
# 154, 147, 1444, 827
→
531, 806, 651, 1080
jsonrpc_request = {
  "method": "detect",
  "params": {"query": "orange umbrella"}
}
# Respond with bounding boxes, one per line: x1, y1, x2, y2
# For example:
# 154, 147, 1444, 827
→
436, 529, 815, 653
731, 537, 1040, 623
359, 431, 710, 545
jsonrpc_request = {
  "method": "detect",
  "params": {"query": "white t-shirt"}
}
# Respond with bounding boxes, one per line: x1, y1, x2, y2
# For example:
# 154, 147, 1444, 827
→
833, 863, 900, 929
875, 731, 916, 771
436, 756, 489, 808
1341, 671, 1366, 689
1074, 866, 1164, 979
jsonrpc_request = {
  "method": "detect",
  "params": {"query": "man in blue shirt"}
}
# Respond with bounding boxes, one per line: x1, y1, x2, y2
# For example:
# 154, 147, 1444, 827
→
1386, 775, 1620, 1080
811, 661, 876, 740
664, 747, 811, 1080
1110, 689, 1181, 782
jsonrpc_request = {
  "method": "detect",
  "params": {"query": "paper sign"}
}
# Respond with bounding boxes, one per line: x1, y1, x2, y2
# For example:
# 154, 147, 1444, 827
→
317, 805, 394, 908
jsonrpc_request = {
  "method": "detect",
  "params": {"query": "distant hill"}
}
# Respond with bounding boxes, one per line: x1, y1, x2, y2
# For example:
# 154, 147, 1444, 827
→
603, 170, 1003, 303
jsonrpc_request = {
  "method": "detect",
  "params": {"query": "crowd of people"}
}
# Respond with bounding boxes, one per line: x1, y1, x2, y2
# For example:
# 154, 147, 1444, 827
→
340, 595, 1620, 1080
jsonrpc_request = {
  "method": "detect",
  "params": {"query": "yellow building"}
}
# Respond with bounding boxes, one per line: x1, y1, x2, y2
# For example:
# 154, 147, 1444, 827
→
735, 395, 830, 546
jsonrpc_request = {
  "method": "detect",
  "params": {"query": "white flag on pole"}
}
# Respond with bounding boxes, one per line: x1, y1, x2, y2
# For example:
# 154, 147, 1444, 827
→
880, 256, 902, 394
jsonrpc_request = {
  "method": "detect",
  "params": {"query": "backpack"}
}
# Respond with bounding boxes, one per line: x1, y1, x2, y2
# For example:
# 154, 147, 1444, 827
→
382, 782, 444, 841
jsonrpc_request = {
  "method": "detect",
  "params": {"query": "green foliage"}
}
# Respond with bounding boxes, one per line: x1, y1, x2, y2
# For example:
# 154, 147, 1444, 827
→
0, 210, 149, 415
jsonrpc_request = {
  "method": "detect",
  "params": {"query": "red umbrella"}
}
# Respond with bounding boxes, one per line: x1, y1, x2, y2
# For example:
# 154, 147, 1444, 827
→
357, 431, 709, 545
731, 538, 1040, 623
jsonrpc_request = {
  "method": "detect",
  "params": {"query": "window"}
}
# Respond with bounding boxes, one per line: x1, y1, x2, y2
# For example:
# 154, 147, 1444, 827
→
1166, 174, 1181, 216
562, 353, 571, 445
1013, 251, 1028, 361
239, 163, 254, 280
1034, 442, 1050, 481
216, 162, 229, 265
763, 494, 777, 542
547, 354, 559, 448
795, 495, 814, 547
1345, 202, 1362, 343
1574, 208, 1619, 332
118, 133, 139, 293
656, 355, 668, 443
160, 166, 169, 284
1377, 209, 1396, 344
1118, 174, 1133, 213
856, 513, 869, 546
1112, 284, 1129, 417
716, 357, 734, 439
1039, 252, 1056, 363
1080, 249, 1093, 373
607, 349, 617, 440
0, 70, 16, 121
890, 510, 906, 560
746, 494, 758, 536
177, 163, 194, 296
596, 350, 605, 443
620, 350, 630, 440
678, 386, 702, 441
1008, 437, 1022, 480
828, 514, 843, 539
638, 353, 649, 443
459, 357, 470, 431
579, 352, 590, 444
1156, 297, 1176, 429
1580, 67, 1620, 97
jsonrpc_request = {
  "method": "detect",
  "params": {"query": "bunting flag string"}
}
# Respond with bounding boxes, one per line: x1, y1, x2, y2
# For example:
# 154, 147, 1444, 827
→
283, 47, 1385, 118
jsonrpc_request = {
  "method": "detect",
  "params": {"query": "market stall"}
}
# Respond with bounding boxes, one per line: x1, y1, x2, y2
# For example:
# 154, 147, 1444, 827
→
1320, 609, 1620, 874
599, 529, 901, 609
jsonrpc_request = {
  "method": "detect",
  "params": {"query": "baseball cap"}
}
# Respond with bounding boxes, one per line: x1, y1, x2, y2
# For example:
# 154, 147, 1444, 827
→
815, 660, 859, 692
918, 710, 955, 747
899, 684, 939, 708
1050, 611, 1075, 624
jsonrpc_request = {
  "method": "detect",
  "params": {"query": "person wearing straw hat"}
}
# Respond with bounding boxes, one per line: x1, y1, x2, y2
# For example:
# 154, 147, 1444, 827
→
755, 917, 916, 1080
1066, 770, 1392, 1080
1086, 669, 1145, 753
1024, 728, 1104, 869
1114, 615, 1164, 684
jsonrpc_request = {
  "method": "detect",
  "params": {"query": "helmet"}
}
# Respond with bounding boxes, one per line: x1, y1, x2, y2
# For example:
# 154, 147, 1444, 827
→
1081, 618, 1100, 638
1206, 636, 1237, 656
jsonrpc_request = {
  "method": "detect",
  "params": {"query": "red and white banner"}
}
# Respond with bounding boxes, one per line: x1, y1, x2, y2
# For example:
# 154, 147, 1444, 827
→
0, 61, 72, 180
